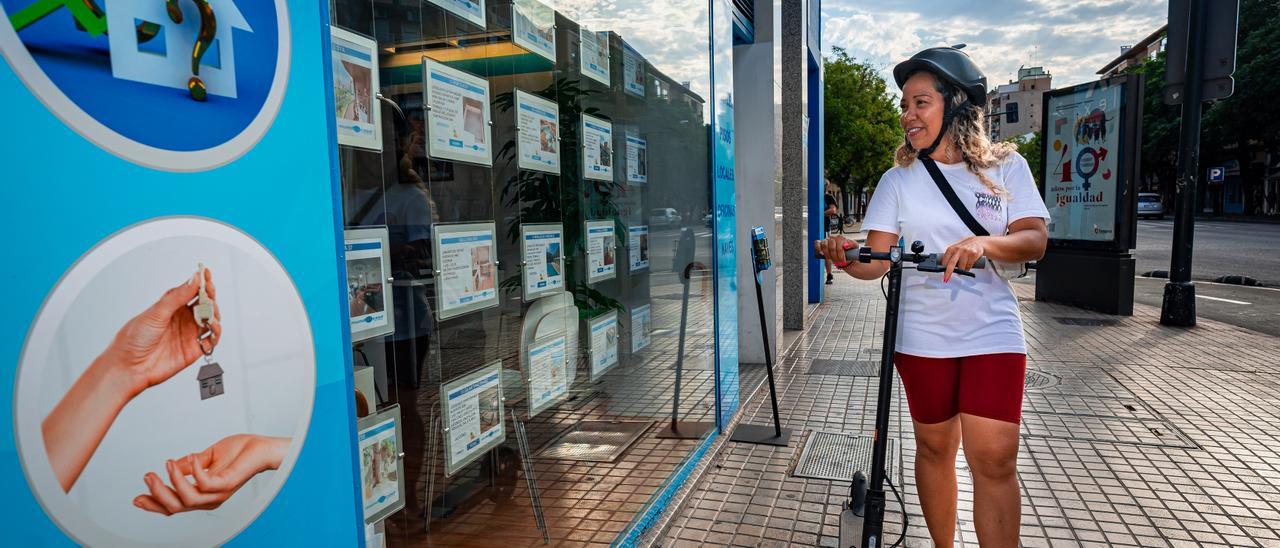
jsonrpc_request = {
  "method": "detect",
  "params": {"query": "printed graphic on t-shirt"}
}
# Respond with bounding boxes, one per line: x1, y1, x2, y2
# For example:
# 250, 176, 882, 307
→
973, 189, 1003, 223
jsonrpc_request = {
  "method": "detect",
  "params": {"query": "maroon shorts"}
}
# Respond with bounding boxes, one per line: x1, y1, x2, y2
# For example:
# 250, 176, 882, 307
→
893, 352, 1026, 424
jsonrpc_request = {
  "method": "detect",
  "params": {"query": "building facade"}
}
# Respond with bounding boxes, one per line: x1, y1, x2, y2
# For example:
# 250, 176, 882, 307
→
986, 66, 1051, 141
1, 0, 820, 545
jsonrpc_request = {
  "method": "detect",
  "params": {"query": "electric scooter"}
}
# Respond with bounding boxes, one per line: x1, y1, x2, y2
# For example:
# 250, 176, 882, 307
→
820, 239, 986, 548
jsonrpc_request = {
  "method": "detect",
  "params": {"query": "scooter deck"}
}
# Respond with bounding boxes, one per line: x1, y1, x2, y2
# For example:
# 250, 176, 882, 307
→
838, 504, 864, 548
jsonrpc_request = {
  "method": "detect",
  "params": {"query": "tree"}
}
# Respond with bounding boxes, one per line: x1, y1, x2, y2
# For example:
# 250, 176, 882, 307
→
1008, 132, 1043, 187
1126, 49, 1181, 199
824, 47, 903, 214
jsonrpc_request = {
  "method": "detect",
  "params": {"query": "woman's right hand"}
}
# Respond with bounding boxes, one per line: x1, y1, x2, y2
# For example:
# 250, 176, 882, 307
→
814, 235, 858, 268
106, 268, 222, 396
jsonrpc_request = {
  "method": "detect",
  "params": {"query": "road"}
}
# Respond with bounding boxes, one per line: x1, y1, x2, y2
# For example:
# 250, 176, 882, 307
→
1135, 219, 1280, 286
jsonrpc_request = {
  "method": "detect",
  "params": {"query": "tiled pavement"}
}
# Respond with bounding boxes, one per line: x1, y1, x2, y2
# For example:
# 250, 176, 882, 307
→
659, 275, 1280, 547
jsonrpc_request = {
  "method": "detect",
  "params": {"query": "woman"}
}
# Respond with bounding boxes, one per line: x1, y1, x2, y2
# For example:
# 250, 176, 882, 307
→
815, 46, 1049, 547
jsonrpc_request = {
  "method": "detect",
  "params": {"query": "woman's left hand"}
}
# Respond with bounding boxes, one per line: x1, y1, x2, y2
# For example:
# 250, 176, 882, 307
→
941, 236, 986, 283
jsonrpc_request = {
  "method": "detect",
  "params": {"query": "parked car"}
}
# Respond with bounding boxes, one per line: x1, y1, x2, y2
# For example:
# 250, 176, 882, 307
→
1138, 193, 1163, 219
649, 208, 682, 227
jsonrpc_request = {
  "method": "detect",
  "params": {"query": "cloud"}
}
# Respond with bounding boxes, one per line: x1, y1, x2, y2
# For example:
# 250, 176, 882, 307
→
547, 0, 712, 103
823, 0, 1166, 95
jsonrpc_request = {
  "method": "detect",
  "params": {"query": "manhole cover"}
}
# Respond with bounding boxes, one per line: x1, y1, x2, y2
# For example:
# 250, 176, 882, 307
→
1024, 370, 1060, 390
793, 431, 900, 484
535, 420, 654, 462
807, 359, 880, 376
654, 293, 685, 300
1055, 317, 1118, 327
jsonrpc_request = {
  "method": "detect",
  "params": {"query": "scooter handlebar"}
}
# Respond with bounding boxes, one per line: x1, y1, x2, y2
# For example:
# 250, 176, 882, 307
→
814, 245, 986, 277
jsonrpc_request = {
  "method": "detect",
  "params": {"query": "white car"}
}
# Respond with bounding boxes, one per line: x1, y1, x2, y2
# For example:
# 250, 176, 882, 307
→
649, 208, 682, 227
1138, 193, 1163, 219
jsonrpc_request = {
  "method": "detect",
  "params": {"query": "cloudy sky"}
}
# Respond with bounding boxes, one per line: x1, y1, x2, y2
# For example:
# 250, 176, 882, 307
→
539, 0, 1167, 107
824, 0, 1168, 94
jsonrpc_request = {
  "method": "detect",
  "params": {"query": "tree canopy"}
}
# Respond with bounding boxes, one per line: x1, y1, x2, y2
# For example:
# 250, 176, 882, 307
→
823, 48, 902, 197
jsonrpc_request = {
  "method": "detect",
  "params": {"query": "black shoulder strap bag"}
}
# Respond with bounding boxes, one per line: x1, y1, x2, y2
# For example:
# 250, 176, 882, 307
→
918, 157, 1027, 279
919, 157, 989, 237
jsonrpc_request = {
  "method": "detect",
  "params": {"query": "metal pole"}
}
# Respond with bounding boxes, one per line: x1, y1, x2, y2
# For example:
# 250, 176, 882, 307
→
861, 246, 902, 548
754, 265, 782, 438
1161, 0, 1207, 326
671, 269, 693, 430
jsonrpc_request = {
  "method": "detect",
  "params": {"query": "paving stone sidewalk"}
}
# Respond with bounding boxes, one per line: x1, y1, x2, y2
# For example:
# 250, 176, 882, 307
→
660, 276, 1280, 547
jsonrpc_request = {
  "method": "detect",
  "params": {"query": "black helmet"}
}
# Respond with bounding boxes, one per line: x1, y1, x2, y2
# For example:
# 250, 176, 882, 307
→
893, 45, 987, 106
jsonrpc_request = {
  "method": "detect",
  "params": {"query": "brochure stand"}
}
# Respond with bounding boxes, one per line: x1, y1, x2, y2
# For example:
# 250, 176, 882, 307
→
655, 262, 715, 439
730, 227, 791, 447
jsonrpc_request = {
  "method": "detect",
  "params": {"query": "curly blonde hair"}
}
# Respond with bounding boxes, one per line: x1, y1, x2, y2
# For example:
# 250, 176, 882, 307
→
895, 74, 1016, 198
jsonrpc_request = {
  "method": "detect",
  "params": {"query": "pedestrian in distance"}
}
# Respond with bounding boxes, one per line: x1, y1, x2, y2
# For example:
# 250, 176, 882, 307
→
824, 189, 840, 284
814, 46, 1050, 547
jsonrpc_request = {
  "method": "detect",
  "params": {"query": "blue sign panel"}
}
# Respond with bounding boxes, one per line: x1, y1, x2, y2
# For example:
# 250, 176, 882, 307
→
710, 0, 738, 428
1, 0, 361, 545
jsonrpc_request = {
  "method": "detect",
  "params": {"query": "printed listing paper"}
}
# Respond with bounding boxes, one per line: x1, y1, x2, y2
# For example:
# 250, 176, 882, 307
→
331, 27, 382, 151
432, 223, 499, 320
582, 114, 613, 181
585, 220, 616, 283
625, 133, 646, 184
424, 58, 492, 166
589, 311, 619, 380
526, 335, 568, 418
579, 27, 610, 85
515, 90, 560, 174
441, 362, 505, 476
427, 0, 486, 28
512, 0, 555, 63
630, 304, 651, 352
520, 223, 564, 300
628, 225, 649, 272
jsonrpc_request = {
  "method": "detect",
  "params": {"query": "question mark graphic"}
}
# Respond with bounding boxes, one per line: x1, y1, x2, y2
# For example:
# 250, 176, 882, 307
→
183, 0, 217, 101
161, 0, 217, 101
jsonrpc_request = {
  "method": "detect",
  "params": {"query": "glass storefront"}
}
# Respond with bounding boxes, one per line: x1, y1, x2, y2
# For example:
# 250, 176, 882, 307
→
330, 1, 721, 544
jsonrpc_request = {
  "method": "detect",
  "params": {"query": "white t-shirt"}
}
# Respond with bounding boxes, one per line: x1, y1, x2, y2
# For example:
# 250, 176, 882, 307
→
861, 153, 1050, 358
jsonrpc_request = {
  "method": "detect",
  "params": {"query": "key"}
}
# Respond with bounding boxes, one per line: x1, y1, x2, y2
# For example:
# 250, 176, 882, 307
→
197, 362, 224, 400
192, 263, 215, 326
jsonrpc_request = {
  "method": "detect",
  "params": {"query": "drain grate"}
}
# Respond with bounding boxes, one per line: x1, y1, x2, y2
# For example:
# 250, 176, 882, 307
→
534, 420, 653, 462
807, 359, 880, 376
1024, 369, 1060, 391
793, 431, 900, 484
1055, 317, 1118, 327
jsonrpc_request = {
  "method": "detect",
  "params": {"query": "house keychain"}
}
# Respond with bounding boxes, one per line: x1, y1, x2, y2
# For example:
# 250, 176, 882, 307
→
190, 263, 224, 400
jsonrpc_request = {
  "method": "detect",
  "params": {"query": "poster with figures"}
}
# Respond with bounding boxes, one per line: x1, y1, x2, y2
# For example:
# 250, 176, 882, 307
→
331, 27, 382, 151
432, 222, 499, 320
424, 58, 492, 167
628, 225, 649, 272
344, 227, 394, 342
441, 362, 505, 476
526, 335, 568, 418
357, 406, 404, 523
521, 223, 564, 300
625, 133, 647, 184
630, 304, 651, 352
579, 27, 610, 85
427, 0, 486, 28
589, 311, 619, 380
582, 114, 613, 181
622, 41, 645, 97
585, 220, 616, 283
1042, 81, 1123, 242
515, 90, 560, 174
512, 0, 555, 63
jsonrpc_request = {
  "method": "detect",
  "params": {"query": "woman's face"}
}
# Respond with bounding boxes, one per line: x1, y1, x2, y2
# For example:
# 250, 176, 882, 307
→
899, 72, 946, 151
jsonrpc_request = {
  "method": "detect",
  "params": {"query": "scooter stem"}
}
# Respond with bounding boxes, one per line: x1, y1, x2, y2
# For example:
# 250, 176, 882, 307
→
861, 245, 903, 547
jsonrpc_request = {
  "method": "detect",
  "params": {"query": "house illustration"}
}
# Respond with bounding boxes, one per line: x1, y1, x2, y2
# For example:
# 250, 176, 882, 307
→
104, 0, 252, 99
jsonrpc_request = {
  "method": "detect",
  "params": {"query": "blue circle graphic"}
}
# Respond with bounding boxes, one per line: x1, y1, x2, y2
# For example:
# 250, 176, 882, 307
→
1, 0, 287, 163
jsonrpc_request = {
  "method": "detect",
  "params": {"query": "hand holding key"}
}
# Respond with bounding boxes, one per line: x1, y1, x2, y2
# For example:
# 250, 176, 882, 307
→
43, 266, 224, 492
107, 266, 223, 396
